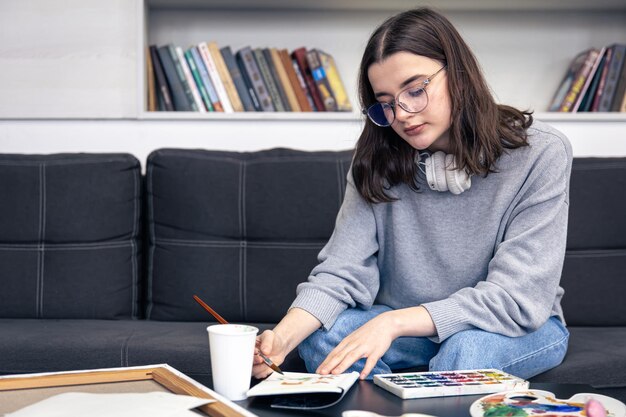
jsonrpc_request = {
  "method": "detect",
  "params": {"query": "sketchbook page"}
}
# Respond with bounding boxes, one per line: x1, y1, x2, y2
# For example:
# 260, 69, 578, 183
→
247, 371, 359, 397
6, 391, 214, 417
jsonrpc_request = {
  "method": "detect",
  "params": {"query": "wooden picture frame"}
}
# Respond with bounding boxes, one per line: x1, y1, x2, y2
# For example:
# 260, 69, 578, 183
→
0, 364, 254, 417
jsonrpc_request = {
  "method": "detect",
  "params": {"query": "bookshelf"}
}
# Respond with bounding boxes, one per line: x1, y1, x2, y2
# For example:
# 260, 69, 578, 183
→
0, 0, 625, 160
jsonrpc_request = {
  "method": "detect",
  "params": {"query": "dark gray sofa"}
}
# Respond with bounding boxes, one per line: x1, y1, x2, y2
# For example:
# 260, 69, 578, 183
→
0, 149, 624, 401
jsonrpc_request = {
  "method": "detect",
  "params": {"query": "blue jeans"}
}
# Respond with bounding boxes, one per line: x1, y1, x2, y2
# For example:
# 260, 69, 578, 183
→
298, 305, 569, 380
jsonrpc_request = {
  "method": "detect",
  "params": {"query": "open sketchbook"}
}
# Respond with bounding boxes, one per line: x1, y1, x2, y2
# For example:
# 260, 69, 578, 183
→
247, 371, 360, 410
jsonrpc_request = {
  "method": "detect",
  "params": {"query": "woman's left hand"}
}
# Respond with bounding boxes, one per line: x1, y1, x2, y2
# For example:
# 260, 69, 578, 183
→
315, 306, 436, 380
315, 311, 396, 380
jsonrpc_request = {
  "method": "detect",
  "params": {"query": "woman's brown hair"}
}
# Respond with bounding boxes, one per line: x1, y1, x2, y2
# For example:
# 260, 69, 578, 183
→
353, 8, 532, 203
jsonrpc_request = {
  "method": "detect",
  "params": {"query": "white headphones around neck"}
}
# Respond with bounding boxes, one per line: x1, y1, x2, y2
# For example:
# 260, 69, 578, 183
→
416, 151, 472, 195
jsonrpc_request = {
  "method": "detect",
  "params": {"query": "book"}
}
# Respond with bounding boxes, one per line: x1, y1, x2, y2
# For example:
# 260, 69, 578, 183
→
292, 47, 325, 111
610, 46, 626, 111
246, 371, 359, 410
572, 47, 606, 112
262, 48, 291, 111
290, 56, 317, 111
597, 43, 626, 112
306, 49, 338, 111
190, 46, 222, 112
184, 49, 213, 111
236, 46, 274, 112
578, 48, 609, 112
270, 48, 301, 111
176, 46, 205, 112
548, 49, 589, 112
590, 47, 614, 112
316, 49, 352, 112
279, 48, 313, 112
220, 46, 258, 112
177, 46, 206, 112
146, 46, 157, 111
558, 48, 600, 112
198, 41, 234, 113
208, 41, 244, 112
157, 44, 194, 111
149, 45, 174, 111
254, 48, 287, 111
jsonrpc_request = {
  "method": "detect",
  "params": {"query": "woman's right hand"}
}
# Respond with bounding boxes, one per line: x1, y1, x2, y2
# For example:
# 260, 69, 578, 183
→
251, 308, 323, 379
252, 329, 288, 379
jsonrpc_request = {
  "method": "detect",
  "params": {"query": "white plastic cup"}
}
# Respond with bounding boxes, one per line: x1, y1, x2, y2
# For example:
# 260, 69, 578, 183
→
207, 324, 258, 401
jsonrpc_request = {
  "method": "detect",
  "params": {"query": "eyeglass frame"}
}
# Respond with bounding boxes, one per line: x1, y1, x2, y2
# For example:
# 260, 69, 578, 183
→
362, 65, 447, 127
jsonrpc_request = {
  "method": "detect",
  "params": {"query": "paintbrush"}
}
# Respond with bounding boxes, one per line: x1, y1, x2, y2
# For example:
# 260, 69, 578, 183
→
193, 294, 284, 375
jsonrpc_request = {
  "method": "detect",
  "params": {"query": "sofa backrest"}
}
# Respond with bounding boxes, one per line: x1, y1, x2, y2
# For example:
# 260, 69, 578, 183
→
145, 148, 352, 322
1, 150, 623, 327
560, 157, 626, 326
0, 154, 142, 319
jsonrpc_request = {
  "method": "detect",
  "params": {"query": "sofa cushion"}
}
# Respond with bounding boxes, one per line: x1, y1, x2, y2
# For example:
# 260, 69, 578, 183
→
146, 148, 352, 322
566, 158, 626, 250
0, 154, 141, 319
560, 158, 626, 326
531, 326, 626, 388
0, 319, 306, 382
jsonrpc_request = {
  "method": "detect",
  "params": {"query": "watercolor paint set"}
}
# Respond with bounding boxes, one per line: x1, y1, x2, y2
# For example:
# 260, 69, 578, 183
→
373, 369, 529, 399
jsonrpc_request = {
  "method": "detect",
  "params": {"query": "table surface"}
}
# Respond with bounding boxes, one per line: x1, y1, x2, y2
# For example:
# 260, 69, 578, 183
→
236, 381, 609, 417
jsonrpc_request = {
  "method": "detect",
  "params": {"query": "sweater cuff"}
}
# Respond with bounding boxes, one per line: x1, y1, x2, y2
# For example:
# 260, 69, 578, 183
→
289, 288, 348, 330
422, 298, 473, 343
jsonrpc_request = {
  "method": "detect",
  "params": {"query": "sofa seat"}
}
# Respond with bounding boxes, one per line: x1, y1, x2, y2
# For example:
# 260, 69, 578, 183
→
0, 319, 306, 382
530, 327, 626, 388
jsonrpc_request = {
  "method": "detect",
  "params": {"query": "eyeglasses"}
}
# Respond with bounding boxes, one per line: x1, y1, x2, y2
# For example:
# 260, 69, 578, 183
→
363, 66, 447, 127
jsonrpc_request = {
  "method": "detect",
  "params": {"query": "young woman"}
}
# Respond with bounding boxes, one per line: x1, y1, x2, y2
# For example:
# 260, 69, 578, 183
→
253, 7, 572, 381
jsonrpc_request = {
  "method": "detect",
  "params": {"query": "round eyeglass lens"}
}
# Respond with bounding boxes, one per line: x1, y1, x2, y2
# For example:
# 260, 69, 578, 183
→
367, 103, 394, 126
398, 87, 427, 113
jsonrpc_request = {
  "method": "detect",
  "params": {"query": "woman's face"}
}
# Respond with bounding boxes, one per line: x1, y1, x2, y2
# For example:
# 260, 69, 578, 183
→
367, 52, 452, 152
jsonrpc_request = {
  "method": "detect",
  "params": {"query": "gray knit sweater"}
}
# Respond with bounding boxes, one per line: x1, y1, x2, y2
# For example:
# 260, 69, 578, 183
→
290, 120, 573, 342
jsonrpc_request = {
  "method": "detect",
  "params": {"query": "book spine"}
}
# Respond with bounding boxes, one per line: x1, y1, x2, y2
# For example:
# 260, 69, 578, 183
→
208, 41, 244, 112
198, 42, 234, 113
572, 47, 605, 112
610, 48, 626, 111
169, 44, 199, 111
254, 48, 286, 112
190, 46, 223, 112
591, 47, 614, 112
292, 47, 325, 111
236, 47, 274, 111
316, 49, 352, 111
157, 45, 193, 111
177, 46, 206, 112
262, 48, 290, 111
184, 49, 214, 111
291, 58, 316, 111
220, 46, 257, 112
598, 44, 626, 112
149, 45, 174, 111
270, 48, 300, 111
579, 49, 608, 112
619, 91, 626, 112
146, 46, 157, 111
279, 49, 312, 112
307, 49, 338, 111
559, 49, 599, 112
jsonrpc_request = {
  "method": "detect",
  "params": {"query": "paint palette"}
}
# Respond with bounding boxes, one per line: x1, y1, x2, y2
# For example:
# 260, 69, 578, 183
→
373, 369, 529, 399
469, 389, 626, 417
